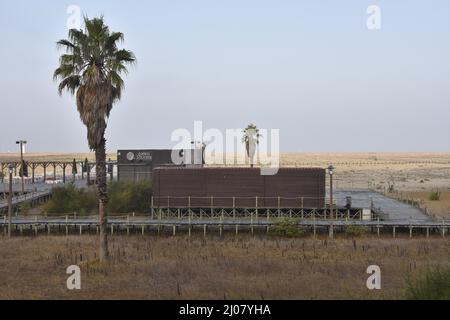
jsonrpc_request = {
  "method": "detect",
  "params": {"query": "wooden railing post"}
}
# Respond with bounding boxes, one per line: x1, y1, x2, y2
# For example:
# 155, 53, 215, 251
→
233, 196, 236, 219
301, 197, 304, 219
277, 196, 281, 217
150, 196, 154, 219
188, 196, 191, 218
255, 196, 259, 220
211, 196, 214, 216
313, 213, 316, 238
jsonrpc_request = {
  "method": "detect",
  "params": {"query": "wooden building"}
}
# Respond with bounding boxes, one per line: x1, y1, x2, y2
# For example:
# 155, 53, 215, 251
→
153, 167, 326, 208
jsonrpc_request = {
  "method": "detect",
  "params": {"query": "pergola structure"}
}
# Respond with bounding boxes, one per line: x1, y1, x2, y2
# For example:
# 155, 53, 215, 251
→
0, 160, 117, 184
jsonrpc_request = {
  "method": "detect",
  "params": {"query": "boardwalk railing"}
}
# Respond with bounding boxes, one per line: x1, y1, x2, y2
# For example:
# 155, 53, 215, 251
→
152, 196, 327, 210
0, 190, 52, 214
1, 215, 449, 238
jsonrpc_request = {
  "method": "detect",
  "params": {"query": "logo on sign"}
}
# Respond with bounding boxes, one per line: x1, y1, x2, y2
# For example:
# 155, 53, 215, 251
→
126, 152, 135, 161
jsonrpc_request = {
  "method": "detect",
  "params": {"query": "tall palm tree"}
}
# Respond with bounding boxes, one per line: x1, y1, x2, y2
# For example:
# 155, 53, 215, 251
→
242, 124, 261, 168
54, 17, 136, 261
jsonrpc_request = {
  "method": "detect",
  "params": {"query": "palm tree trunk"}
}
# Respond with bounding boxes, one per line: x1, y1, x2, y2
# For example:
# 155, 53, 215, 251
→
95, 137, 109, 261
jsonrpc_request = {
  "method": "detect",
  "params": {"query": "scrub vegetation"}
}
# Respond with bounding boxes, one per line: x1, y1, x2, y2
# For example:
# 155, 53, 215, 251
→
43, 181, 152, 215
0, 236, 448, 299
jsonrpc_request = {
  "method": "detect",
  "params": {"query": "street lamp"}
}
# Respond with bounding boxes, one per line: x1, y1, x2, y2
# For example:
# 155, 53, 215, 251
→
8, 164, 14, 238
16, 140, 27, 194
327, 164, 335, 220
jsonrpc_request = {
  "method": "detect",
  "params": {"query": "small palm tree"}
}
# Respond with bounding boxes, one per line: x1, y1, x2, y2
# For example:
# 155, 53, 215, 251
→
242, 124, 261, 168
54, 16, 136, 261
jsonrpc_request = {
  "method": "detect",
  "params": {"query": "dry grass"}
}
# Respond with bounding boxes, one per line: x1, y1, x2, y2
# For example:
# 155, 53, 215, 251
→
206, 152, 450, 191
277, 152, 450, 191
0, 235, 449, 300
397, 190, 450, 220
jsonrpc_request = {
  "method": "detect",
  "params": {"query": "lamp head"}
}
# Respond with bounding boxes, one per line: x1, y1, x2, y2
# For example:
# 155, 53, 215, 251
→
327, 164, 335, 175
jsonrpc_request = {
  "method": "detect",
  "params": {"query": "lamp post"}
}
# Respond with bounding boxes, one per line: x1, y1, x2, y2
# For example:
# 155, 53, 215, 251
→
16, 140, 27, 194
327, 165, 335, 220
8, 164, 14, 238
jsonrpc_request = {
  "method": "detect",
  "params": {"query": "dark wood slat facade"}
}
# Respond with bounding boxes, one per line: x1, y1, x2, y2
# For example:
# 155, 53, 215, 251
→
153, 167, 326, 208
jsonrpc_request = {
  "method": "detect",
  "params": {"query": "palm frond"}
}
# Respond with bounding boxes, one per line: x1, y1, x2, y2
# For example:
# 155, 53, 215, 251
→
115, 49, 136, 63
57, 75, 81, 95
106, 32, 124, 49
56, 39, 76, 51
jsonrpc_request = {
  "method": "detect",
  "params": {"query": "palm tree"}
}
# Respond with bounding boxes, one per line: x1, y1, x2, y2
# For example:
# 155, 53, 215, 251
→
54, 17, 136, 261
242, 124, 261, 168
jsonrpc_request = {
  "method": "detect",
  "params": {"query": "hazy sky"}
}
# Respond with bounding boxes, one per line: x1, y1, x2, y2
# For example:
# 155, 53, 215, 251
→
0, 0, 449, 153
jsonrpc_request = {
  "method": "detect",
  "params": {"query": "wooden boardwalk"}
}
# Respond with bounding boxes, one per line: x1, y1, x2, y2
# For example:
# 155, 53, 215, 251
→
0, 191, 52, 214
1, 215, 449, 238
